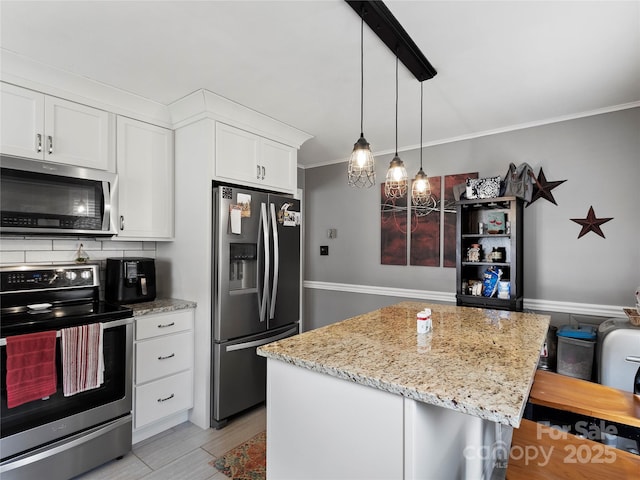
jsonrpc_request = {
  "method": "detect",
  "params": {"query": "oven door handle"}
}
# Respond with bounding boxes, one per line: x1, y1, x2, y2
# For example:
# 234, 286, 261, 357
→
102, 317, 134, 329
0, 317, 133, 346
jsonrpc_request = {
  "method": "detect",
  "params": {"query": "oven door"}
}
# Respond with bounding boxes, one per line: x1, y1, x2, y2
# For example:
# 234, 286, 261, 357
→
0, 318, 133, 461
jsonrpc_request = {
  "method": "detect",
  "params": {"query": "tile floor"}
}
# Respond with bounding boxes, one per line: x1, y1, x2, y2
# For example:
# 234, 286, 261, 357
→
73, 405, 266, 480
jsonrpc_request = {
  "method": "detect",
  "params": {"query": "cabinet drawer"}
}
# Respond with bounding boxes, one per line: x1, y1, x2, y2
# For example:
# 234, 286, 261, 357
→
136, 310, 192, 340
134, 370, 193, 429
136, 331, 193, 383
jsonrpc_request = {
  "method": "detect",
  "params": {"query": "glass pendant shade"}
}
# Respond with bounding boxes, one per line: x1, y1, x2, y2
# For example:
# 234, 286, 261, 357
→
348, 134, 376, 187
384, 155, 408, 198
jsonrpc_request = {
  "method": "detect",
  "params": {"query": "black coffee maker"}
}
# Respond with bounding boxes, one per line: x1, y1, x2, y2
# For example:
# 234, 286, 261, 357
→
105, 257, 156, 304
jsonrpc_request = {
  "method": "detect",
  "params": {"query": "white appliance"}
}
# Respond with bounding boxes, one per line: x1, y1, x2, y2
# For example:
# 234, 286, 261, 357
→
597, 318, 640, 392
596, 318, 640, 454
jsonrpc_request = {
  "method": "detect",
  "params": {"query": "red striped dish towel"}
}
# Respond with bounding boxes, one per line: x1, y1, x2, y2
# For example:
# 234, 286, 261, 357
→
61, 323, 104, 396
5, 331, 57, 408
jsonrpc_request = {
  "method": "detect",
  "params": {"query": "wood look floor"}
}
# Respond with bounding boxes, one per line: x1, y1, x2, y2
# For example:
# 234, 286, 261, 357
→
73, 405, 266, 480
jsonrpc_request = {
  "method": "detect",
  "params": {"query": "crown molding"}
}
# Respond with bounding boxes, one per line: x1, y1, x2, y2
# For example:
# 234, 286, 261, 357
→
301, 101, 640, 169
0, 49, 173, 128
168, 89, 313, 148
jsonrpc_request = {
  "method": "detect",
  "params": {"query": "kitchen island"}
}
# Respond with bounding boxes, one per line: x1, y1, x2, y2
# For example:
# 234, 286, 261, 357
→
257, 301, 550, 480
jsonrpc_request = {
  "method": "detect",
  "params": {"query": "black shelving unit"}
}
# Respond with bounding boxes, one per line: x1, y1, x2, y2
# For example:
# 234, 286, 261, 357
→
455, 196, 524, 311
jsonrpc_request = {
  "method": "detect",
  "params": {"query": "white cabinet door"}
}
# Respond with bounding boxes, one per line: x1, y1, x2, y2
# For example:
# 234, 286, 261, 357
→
44, 96, 111, 170
1, 83, 112, 170
135, 331, 193, 384
116, 116, 174, 240
1, 83, 45, 159
134, 370, 193, 429
215, 122, 297, 193
215, 122, 260, 185
136, 310, 193, 341
261, 137, 296, 192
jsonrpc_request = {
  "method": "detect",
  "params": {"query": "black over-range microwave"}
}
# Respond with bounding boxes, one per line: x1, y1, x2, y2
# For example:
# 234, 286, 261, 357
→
0, 155, 117, 236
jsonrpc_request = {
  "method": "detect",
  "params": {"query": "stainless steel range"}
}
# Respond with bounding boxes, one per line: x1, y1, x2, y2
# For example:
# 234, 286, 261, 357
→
0, 264, 134, 480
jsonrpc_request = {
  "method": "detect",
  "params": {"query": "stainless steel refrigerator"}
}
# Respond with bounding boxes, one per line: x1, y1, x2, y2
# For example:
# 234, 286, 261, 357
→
211, 184, 300, 428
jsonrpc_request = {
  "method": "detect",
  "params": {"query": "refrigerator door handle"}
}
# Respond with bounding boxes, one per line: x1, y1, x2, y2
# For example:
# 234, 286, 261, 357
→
258, 202, 269, 322
225, 326, 299, 352
269, 202, 279, 320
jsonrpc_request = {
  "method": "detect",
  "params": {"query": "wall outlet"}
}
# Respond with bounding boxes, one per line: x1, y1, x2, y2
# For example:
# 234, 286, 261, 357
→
320, 245, 329, 256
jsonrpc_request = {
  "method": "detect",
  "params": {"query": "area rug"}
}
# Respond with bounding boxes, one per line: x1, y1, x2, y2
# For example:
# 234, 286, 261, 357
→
210, 431, 266, 480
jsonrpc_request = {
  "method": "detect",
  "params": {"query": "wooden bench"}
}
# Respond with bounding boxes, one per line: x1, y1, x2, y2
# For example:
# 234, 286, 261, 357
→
506, 370, 640, 479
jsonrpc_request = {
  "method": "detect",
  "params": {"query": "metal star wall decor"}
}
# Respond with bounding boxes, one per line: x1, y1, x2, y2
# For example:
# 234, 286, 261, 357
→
570, 206, 613, 239
526, 168, 567, 207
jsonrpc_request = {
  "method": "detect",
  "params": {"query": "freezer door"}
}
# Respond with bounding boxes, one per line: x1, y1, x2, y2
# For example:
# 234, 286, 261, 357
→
268, 195, 301, 330
213, 186, 269, 341
212, 324, 298, 427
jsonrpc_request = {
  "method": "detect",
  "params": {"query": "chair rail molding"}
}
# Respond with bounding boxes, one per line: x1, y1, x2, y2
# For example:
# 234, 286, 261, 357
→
304, 281, 626, 319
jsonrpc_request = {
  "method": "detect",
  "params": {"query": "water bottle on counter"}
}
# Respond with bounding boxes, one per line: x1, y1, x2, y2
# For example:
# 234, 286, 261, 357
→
417, 309, 432, 334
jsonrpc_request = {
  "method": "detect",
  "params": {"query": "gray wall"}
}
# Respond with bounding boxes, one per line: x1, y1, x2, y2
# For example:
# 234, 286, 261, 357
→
303, 108, 640, 330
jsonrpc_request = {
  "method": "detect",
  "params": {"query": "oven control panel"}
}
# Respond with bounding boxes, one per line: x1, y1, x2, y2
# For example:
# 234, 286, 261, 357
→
0, 265, 99, 293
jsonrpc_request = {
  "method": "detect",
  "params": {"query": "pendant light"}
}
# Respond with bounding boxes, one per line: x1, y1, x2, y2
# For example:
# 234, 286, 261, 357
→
411, 81, 432, 211
385, 53, 408, 198
347, 7, 375, 188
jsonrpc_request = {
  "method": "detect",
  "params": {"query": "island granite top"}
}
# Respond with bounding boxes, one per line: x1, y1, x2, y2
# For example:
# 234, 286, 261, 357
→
125, 298, 197, 316
257, 301, 550, 427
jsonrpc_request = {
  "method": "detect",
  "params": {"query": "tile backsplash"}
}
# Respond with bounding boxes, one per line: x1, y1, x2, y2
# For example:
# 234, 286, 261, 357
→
0, 237, 156, 265
0, 237, 156, 299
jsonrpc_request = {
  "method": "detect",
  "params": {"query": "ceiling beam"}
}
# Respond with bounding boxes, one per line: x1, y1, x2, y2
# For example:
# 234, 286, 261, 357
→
345, 0, 437, 82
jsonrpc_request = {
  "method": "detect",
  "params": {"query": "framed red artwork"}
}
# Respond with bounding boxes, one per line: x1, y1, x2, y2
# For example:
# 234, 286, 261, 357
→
381, 183, 407, 265
410, 176, 441, 266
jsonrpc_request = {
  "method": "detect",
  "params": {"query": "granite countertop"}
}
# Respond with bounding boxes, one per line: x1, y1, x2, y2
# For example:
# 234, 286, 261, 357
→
125, 298, 197, 316
257, 301, 550, 427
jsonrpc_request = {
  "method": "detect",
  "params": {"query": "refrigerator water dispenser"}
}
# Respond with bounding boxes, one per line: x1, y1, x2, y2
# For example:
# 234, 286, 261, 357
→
229, 243, 257, 291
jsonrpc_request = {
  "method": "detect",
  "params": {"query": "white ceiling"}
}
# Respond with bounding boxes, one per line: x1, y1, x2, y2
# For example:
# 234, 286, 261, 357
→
1, 1, 639, 168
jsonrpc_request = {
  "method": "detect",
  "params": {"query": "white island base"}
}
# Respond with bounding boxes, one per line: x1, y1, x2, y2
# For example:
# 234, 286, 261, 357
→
266, 359, 510, 480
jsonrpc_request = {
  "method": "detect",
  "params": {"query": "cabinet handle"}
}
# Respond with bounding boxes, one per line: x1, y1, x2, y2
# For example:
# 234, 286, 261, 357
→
119, 215, 124, 231
36, 134, 42, 153
256, 165, 261, 179
626, 356, 640, 364
157, 322, 175, 328
157, 393, 174, 403
47, 135, 53, 154
158, 353, 175, 360
261, 166, 266, 180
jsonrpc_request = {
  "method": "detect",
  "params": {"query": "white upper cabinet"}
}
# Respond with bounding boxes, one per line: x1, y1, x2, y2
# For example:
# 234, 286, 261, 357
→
1, 83, 112, 171
215, 122, 260, 185
215, 122, 296, 193
116, 116, 174, 240
261, 136, 296, 192
1, 83, 44, 159
45, 96, 111, 170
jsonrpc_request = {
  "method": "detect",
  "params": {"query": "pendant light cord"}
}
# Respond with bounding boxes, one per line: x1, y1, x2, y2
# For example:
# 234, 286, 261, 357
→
359, 12, 364, 137
420, 81, 423, 169
395, 53, 399, 156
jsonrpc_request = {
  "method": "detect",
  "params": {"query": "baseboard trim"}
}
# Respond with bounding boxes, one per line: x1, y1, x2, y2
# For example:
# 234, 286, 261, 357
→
304, 281, 626, 319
